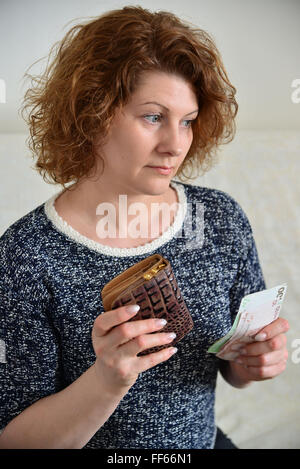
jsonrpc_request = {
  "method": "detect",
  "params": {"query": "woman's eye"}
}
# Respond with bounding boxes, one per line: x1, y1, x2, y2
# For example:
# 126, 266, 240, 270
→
144, 114, 162, 124
182, 119, 193, 128
143, 114, 194, 127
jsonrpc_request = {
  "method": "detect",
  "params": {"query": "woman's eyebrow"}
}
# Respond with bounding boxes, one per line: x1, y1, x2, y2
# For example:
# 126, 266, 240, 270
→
139, 101, 199, 116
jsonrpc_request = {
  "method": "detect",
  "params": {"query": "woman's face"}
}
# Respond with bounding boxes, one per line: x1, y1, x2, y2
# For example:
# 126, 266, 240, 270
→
96, 70, 199, 196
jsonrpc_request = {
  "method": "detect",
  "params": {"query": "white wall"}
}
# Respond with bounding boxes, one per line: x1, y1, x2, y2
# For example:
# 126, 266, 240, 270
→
0, 0, 299, 133
0, 0, 299, 449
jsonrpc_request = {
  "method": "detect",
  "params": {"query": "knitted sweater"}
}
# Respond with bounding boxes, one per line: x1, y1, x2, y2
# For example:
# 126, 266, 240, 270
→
0, 181, 266, 449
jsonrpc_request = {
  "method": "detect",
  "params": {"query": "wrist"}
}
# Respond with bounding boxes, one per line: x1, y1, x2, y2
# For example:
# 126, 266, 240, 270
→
220, 360, 252, 389
91, 361, 133, 400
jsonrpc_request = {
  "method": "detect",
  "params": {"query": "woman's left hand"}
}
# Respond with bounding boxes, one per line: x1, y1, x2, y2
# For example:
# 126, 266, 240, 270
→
230, 317, 290, 382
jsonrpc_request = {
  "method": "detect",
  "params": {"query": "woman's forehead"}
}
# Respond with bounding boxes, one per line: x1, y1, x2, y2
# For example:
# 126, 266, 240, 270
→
128, 71, 198, 108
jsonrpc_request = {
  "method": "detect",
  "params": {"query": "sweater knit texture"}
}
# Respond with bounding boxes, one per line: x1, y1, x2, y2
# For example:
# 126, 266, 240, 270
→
0, 181, 266, 448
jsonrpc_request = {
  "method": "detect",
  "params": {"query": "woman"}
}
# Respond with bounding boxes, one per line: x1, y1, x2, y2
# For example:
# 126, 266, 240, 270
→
0, 6, 289, 449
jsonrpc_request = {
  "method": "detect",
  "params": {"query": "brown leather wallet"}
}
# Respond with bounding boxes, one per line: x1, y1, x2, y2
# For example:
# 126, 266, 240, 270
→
101, 253, 194, 356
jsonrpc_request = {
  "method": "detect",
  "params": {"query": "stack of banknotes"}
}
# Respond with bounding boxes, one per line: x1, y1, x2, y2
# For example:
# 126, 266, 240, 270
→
208, 283, 288, 360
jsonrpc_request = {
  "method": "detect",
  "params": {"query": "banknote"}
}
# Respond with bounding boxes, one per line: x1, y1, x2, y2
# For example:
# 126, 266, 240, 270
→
207, 283, 287, 360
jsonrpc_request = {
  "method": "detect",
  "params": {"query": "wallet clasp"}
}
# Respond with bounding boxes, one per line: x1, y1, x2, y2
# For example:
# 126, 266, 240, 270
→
143, 262, 167, 280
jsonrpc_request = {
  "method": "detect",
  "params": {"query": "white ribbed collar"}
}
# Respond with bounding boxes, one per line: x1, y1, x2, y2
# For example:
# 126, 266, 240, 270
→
44, 181, 187, 257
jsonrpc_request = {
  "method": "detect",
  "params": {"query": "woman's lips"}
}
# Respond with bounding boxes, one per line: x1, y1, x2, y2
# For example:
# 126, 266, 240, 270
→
147, 166, 173, 175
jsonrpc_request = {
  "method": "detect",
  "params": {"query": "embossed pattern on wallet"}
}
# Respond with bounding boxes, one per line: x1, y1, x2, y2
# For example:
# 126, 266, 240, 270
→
101, 254, 194, 356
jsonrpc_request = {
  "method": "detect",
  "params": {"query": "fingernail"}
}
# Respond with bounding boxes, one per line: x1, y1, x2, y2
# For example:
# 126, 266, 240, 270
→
126, 304, 140, 314
170, 347, 178, 355
155, 318, 167, 327
254, 332, 267, 341
166, 332, 177, 340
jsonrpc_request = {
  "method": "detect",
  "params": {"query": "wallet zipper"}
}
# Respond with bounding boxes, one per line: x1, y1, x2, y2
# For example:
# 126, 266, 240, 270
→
143, 262, 166, 280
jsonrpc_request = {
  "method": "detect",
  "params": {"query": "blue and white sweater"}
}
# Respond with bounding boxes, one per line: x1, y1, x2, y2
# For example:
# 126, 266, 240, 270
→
0, 181, 266, 448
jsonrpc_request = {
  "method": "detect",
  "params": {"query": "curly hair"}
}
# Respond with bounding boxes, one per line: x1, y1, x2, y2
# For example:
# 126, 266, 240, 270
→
20, 5, 238, 189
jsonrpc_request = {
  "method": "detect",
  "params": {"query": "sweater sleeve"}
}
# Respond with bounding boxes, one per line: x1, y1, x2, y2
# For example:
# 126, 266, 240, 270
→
228, 202, 266, 323
0, 227, 64, 431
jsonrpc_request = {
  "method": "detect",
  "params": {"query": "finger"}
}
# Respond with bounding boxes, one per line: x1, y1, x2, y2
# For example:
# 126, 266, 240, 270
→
235, 349, 288, 367
240, 333, 287, 356
110, 317, 168, 347
121, 331, 177, 356
136, 346, 178, 374
93, 304, 141, 338
238, 359, 287, 381
254, 317, 290, 342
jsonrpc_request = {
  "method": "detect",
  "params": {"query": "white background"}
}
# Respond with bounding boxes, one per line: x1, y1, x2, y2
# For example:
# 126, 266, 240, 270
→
0, 0, 299, 132
0, 0, 299, 448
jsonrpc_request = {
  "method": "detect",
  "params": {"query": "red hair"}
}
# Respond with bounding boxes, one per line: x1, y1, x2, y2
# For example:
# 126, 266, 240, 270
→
21, 6, 238, 189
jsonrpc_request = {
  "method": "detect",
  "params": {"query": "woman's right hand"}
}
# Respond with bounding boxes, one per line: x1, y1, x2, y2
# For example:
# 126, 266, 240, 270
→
91, 304, 177, 394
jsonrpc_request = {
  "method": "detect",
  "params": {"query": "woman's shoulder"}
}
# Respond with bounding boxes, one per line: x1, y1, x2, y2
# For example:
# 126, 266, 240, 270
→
173, 180, 254, 246
0, 203, 49, 273
0, 202, 57, 303
174, 180, 249, 222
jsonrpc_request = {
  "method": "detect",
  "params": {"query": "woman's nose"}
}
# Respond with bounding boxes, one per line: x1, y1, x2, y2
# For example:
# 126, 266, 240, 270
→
156, 126, 183, 156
